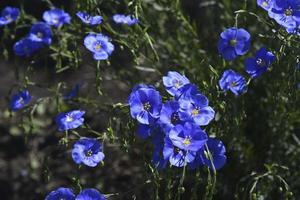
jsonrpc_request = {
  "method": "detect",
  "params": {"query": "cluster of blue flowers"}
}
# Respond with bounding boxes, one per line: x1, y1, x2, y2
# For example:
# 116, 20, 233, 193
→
13, 8, 70, 56
1, 6, 138, 59
257, 0, 300, 35
128, 71, 227, 169
218, 27, 276, 96
45, 187, 106, 200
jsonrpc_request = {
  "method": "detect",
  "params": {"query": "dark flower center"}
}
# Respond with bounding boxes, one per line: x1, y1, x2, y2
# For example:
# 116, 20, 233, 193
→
143, 102, 151, 111
230, 81, 238, 87
85, 149, 93, 157
229, 39, 237, 46
285, 8, 293, 16
37, 32, 44, 38
171, 112, 179, 125
174, 147, 181, 153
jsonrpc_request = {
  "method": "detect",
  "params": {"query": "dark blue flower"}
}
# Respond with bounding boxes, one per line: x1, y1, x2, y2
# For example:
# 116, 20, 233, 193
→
76, 11, 103, 25
113, 14, 138, 25
64, 84, 81, 100
13, 38, 43, 57
128, 84, 162, 125
72, 138, 105, 167
163, 71, 190, 96
84, 34, 114, 60
45, 187, 75, 200
56, 110, 85, 131
218, 27, 251, 61
257, 0, 275, 11
271, 0, 300, 29
28, 22, 53, 45
43, 9, 71, 28
137, 123, 155, 139
245, 47, 276, 78
75, 188, 106, 200
10, 90, 31, 111
168, 122, 208, 152
200, 138, 227, 170
219, 69, 247, 96
178, 93, 215, 126
163, 136, 196, 167
0, 7, 20, 26
159, 100, 183, 133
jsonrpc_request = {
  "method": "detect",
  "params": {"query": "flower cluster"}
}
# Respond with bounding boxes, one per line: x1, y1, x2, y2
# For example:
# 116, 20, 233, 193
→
218, 27, 276, 96
128, 71, 227, 170
258, 0, 300, 35
45, 187, 106, 200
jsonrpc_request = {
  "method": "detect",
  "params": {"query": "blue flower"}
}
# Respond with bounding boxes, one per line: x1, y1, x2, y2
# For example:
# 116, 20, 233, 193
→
43, 9, 71, 28
136, 123, 156, 139
163, 136, 196, 167
128, 84, 162, 125
271, 0, 300, 29
163, 71, 190, 96
0, 7, 20, 26
176, 83, 200, 100
245, 47, 276, 78
13, 38, 43, 57
76, 11, 103, 25
218, 27, 251, 61
200, 138, 227, 170
75, 188, 106, 200
10, 90, 31, 111
72, 138, 105, 167
84, 33, 114, 60
219, 69, 247, 96
178, 93, 215, 126
113, 14, 138, 25
257, 0, 275, 11
159, 101, 183, 132
168, 122, 208, 152
45, 187, 75, 200
56, 110, 85, 131
28, 22, 53, 45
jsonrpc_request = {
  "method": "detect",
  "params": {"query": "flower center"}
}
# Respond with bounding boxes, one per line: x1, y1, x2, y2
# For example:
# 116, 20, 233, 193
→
285, 8, 293, 16
18, 97, 24, 104
262, 1, 269, 7
5, 15, 12, 21
229, 39, 237, 46
230, 81, 238, 87
37, 32, 44, 38
256, 58, 265, 67
183, 137, 191, 146
174, 80, 182, 89
191, 108, 199, 116
143, 102, 151, 111
174, 147, 181, 153
85, 149, 93, 157
52, 18, 59, 24
95, 43, 102, 51
171, 112, 179, 125
65, 114, 74, 122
